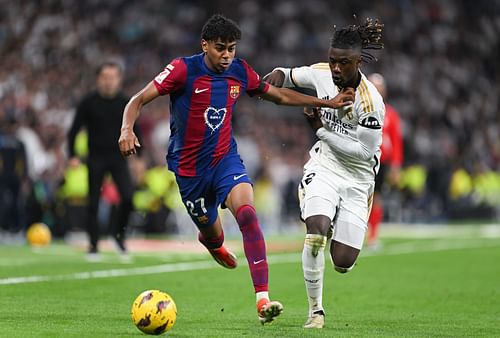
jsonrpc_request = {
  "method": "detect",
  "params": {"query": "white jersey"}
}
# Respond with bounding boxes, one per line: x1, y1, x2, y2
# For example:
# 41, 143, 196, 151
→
275, 63, 385, 182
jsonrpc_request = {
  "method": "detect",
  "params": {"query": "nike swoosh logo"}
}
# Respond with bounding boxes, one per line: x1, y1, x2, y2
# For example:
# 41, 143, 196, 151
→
233, 174, 246, 180
195, 88, 209, 94
253, 259, 265, 265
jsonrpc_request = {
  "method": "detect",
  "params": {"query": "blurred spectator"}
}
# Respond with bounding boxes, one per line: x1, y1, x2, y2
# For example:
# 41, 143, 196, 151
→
67, 61, 136, 257
0, 0, 499, 231
0, 116, 27, 234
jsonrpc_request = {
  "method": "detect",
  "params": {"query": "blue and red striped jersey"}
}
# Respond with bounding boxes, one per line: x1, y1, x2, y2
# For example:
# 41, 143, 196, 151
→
153, 53, 269, 177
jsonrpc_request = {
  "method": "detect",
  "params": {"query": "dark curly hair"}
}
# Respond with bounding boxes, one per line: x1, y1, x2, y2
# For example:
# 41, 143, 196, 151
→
331, 18, 384, 62
201, 14, 241, 42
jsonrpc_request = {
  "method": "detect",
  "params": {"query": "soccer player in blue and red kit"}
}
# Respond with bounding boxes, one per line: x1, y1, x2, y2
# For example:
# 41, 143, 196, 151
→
119, 14, 354, 324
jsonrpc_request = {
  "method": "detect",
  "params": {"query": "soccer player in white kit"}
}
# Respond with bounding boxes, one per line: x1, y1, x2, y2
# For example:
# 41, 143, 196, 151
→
264, 18, 384, 328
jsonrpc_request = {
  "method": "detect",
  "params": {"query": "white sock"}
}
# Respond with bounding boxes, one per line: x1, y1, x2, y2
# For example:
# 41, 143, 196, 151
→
256, 291, 269, 303
302, 234, 327, 316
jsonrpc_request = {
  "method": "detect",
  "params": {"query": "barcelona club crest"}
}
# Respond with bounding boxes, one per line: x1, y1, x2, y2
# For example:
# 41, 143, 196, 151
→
230, 85, 240, 99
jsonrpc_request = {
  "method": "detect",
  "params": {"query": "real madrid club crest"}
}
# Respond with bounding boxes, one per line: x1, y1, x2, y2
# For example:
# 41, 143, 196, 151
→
345, 106, 354, 120
230, 85, 240, 99
337, 105, 354, 120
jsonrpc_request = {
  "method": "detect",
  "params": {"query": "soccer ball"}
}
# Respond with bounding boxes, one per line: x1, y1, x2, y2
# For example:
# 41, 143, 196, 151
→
26, 223, 51, 247
131, 290, 177, 335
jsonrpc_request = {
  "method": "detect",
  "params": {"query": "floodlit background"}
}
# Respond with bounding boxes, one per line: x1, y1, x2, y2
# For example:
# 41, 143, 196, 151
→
0, 0, 499, 240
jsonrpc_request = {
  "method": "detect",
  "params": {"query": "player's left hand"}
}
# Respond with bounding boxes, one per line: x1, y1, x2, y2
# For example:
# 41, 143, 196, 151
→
304, 107, 323, 131
327, 87, 355, 109
118, 128, 141, 157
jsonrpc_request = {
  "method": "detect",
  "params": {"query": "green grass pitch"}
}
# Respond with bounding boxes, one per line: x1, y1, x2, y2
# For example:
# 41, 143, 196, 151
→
1, 226, 499, 337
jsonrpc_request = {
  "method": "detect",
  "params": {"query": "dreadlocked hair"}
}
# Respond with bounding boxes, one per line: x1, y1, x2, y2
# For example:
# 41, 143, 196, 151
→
330, 18, 384, 62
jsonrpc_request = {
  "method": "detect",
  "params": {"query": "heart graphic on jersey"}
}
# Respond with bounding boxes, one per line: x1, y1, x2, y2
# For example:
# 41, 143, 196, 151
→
204, 107, 227, 133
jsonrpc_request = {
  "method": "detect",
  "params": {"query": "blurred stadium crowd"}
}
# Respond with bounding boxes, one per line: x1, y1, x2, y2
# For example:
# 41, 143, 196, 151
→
0, 0, 499, 238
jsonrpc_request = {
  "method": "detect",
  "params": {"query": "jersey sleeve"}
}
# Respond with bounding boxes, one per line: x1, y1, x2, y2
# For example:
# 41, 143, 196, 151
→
243, 60, 269, 96
153, 58, 187, 95
316, 122, 382, 161
272, 66, 317, 89
317, 108, 384, 161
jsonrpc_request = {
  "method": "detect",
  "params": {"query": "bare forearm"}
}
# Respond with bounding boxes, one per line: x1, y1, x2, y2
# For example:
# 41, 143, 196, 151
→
121, 82, 159, 131
261, 85, 353, 109
262, 87, 329, 107
121, 95, 143, 131
280, 88, 328, 106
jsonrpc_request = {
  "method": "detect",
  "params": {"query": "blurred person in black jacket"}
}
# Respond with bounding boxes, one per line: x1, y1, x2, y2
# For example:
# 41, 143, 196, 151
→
67, 61, 139, 258
0, 116, 27, 235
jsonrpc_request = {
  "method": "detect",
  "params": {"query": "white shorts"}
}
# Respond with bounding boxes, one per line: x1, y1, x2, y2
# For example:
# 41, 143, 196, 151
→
298, 158, 374, 250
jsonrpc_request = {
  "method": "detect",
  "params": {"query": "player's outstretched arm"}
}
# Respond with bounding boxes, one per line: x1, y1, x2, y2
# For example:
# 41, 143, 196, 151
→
119, 82, 159, 157
259, 85, 354, 109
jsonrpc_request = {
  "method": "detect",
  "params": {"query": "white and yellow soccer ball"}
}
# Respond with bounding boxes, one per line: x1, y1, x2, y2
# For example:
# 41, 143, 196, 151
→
131, 290, 177, 335
26, 222, 51, 247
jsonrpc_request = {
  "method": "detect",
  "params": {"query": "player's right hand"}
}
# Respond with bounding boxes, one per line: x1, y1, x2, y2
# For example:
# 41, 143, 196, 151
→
263, 70, 285, 87
304, 107, 323, 131
118, 128, 141, 157
328, 87, 355, 109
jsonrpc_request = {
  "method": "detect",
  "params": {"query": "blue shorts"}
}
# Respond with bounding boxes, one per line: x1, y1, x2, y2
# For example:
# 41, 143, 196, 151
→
176, 153, 252, 229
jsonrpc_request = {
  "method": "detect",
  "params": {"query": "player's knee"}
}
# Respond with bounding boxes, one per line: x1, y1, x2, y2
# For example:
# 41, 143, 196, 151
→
334, 264, 355, 274
331, 255, 356, 274
330, 240, 360, 273
305, 216, 330, 236
235, 204, 258, 228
